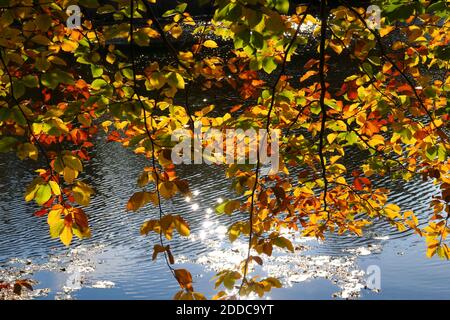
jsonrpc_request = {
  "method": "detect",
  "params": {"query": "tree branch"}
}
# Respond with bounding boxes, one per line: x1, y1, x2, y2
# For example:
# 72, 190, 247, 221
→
318, 0, 329, 217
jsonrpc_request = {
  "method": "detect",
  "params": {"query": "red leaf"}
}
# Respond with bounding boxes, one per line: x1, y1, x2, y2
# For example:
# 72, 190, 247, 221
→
34, 208, 48, 217
354, 177, 372, 191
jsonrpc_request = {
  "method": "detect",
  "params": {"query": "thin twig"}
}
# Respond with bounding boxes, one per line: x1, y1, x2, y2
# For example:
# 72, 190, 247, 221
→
129, 0, 175, 277
239, 5, 310, 295
318, 0, 329, 217
266, 7, 310, 132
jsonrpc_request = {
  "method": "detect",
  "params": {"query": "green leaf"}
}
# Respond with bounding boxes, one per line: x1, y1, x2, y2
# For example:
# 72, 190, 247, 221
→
91, 64, 103, 78
41, 69, 74, 89
435, 45, 450, 61
167, 72, 185, 89
35, 184, 52, 205
425, 145, 438, 160
274, 0, 289, 14
0, 137, 17, 152
0, 108, 11, 121
21, 75, 39, 88
175, 3, 188, 13
91, 79, 108, 90
250, 31, 264, 49
215, 200, 240, 215
122, 68, 134, 80
97, 4, 115, 14
273, 236, 294, 252
12, 80, 25, 99
262, 57, 277, 74
346, 131, 358, 145
426, 1, 449, 17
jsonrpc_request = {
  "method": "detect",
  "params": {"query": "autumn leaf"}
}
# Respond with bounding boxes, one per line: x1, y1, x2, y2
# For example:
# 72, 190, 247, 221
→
174, 269, 194, 292
173, 215, 190, 237
127, 191, 157, 211
203, 40, 218, 48
60, 225, 73, 246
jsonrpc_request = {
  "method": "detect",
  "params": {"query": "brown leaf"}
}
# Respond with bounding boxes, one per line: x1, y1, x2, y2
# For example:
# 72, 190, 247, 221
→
174, 269, 194, 292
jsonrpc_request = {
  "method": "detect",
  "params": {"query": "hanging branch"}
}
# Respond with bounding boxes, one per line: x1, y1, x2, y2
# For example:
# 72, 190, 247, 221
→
266, 6, 310, 132
286, 99, 315, 136
318, 0, 329, 217
239, 5, 310, 295
129, 0, 176, 279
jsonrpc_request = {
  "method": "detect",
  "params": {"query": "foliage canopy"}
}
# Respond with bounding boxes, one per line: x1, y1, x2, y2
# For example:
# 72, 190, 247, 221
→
0, 0, 449, 299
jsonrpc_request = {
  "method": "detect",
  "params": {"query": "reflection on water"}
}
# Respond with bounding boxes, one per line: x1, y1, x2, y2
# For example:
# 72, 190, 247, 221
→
1, 129, 449, 299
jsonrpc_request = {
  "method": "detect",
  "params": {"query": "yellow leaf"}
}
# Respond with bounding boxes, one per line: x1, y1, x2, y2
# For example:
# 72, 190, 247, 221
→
273, 236, 294, 252
380, 26, 395, 37
60, 226, 73, 246
17, 143, 38, 160
106, 53, 116, 64
426, 241, 439, 258
47, 207, 63, 225
140, 220, 161, 235
392, 41, 405, 50
179, 51, 194, 62
203, 40, 218, 48
327, 132, 338, 144
384, 203, 401, 219
329, 39, 343, 54
49, 220, 64, 238
159, 181, 176, 199
127, 191, 157, 211
72, 181, 94, 206
171, 25, 182, 39
174, 215, 190, 236
49, 180, 61, 196
61, 39, 79, 52
63, 167, 77, 184
101, 120, 112, 132
25, 177, 43, 202
167, 72, 185, 90
158, 149, 173, 167
63, 154, 83, 171
35, 184, 52, 205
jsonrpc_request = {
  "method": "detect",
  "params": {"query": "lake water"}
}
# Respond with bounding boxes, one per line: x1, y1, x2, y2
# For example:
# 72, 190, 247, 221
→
1, 129, 449, 300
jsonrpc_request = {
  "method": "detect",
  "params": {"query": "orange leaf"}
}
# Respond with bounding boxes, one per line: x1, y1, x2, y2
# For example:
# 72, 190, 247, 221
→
174, 269, 194, 292
300, 70, 318, 82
